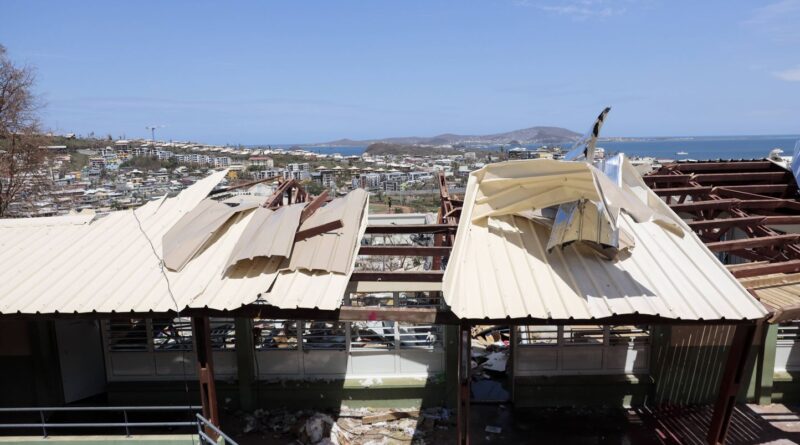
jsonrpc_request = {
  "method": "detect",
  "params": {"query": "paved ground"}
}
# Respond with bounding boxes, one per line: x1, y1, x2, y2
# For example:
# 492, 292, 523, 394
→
468, 403, 800, 445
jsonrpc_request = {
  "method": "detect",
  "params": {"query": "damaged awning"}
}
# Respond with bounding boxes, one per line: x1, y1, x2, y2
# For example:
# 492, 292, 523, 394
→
442, 158, 768, 322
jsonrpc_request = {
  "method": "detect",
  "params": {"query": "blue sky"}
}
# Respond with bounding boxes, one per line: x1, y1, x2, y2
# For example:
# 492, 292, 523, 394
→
2, 0, 799, 144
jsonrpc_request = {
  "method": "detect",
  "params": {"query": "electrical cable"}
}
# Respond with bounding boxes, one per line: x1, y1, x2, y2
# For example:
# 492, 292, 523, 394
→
132, 207, 197, 445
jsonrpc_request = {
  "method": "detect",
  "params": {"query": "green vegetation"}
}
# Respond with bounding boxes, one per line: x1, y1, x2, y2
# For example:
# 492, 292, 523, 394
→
120, 156, 177, 171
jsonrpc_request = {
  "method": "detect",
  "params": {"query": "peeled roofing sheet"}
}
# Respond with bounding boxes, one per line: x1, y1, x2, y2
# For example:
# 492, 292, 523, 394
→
443, 159, 768, 321
162, 198, 259, 271
0, 170, 280, 314
288, 188, 368, 274
266, 200, 369, 310
225, 203, 305, 271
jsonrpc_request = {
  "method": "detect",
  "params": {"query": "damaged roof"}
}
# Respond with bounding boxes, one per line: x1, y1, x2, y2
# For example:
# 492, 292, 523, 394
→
443, 158, 768, 322
0, 171, 369, 315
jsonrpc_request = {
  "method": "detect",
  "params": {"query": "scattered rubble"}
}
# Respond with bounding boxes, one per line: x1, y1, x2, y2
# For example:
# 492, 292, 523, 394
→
239, 406, 452, 444
470, 325, 510, 401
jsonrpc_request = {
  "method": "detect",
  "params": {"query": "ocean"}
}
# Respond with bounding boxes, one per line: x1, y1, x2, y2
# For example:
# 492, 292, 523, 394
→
298, 136, 800, 161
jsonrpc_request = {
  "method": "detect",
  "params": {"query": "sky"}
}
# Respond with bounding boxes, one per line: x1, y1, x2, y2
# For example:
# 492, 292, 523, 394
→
1, 0, 799, 144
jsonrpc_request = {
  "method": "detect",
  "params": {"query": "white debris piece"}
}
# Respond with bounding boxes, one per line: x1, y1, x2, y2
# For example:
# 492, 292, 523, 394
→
482, 351, 508, 372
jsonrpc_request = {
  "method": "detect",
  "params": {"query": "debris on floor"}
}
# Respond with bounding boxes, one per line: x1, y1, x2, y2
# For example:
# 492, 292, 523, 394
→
239, 406, 452, 444
470, 325, 511, 401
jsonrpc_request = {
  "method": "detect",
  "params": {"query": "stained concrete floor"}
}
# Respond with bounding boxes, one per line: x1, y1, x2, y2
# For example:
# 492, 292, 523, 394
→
468, 403, 800, 445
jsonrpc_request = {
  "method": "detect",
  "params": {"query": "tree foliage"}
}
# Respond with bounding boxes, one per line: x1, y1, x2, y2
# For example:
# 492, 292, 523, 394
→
0, 44, 48, 216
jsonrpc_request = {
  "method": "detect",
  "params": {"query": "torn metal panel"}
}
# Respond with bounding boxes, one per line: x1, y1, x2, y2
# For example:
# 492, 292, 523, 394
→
225, 203, 305, 271
288, 188, 369, 274
563, 107, 611, 162
443, 158, 768, 321
162, 197, 259, 272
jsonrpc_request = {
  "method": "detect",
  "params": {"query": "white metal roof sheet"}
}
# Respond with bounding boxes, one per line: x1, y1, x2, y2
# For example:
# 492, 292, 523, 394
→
443, 159, 768, 322
289, 189, 369, 274
266, 203, 369, 310
0, 171, 368, 315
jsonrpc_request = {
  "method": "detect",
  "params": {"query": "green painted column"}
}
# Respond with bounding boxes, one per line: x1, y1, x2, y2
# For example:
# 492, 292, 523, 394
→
758, 324, 779, 405
444, 324, 459, 410
234, 317, 256, 411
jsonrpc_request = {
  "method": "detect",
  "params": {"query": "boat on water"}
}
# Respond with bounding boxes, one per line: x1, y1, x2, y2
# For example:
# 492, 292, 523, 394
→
676, 151, 689, 156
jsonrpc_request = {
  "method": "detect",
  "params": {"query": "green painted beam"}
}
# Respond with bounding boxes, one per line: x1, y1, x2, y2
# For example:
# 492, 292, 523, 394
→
759, 325, 778, 405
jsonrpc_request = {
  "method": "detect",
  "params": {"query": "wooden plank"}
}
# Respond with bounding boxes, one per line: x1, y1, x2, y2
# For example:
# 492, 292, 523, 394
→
365, 224, 457, 234
358, 245, 452, 256
706, 234, 800, 252
737, 199, 796, 210
294, 220, 343, 242
651, 186, 712, 196
728, 260, 800, 278
686, 216, 766, 230
669, 199, 737, 212
713, 187, 800, 211
362, 410, 420, 425
668, 161, 774, 173
693, 171, 788, 183
643, 174, 691, 184
263, 179, 296, 208
299, 190, 329, 223
762, 216, 800, 225
722, 184, 789, 195
350, 271, 444, 282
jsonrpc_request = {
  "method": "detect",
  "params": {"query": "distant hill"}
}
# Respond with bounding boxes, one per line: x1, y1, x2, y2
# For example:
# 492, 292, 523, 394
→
364, 143, 459, 156
314, 126, 581, 147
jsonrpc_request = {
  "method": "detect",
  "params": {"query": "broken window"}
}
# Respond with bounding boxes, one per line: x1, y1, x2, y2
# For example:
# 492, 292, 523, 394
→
350, 321, 395, 350
398, 323, 443, 350
347, 292, 394, 307
106, 319, 149, 352
562, 325, 605, 345
778, 322, 800, 344
396, 291, 443, 308
210, 318, 236, 351
255, 319, 299, 350
608, 325, 650, 346
517, 326, 559, 346
152, 317, 193, 351
302, 321, 347, 350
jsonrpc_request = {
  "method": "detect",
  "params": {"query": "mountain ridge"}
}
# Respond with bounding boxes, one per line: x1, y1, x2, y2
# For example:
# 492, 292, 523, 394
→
313, 125, 581, 147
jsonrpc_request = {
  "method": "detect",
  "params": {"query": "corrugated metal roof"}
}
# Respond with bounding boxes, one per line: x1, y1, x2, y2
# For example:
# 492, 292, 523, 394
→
443, 159, 768, 321
225, 203, 304, 271
289, 189, 369, 274
162, 198, 259, 271
266, 203, 369, 310
0, 171, 367, 315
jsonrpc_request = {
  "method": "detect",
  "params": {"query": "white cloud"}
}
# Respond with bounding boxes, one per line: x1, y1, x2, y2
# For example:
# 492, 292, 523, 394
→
773, 66, 800, 82
744, 0, 800, 43
532, 0, 631, 20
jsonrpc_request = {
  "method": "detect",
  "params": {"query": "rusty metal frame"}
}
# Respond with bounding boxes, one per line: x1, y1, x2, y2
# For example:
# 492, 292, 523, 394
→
646, 160, 800, 277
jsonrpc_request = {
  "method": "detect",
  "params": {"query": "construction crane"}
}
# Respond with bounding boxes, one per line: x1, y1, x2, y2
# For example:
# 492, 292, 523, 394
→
145, 125, 164, 143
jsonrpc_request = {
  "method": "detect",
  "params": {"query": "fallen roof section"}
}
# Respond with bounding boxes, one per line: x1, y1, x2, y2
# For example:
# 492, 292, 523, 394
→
443, 158, 768, 322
